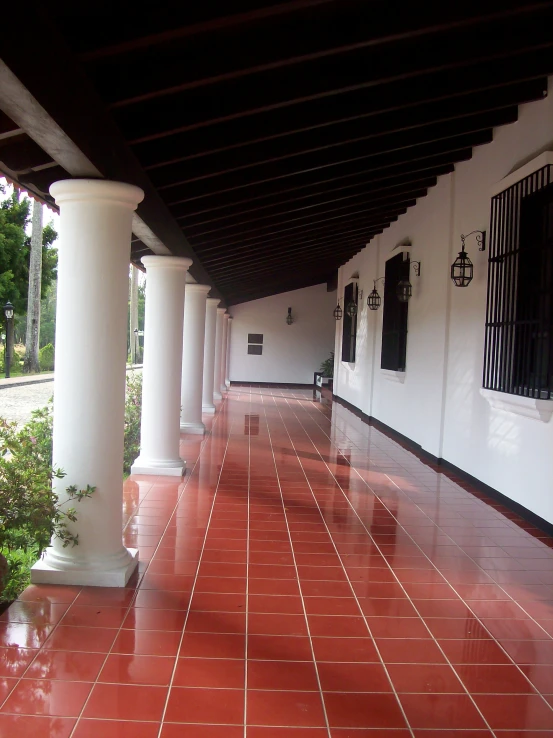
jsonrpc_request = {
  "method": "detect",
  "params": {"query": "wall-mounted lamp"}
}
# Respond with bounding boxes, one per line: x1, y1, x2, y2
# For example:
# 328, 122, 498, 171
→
333, 299, 343, 321
367, 277, 385, 310
451, 231, 485, 287
345, 282, 363, 318
286, 307, 293, 325
396, 261, 421, 303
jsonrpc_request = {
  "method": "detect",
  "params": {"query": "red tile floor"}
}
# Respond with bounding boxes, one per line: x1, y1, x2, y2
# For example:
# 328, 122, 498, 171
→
1, 387, 553, 737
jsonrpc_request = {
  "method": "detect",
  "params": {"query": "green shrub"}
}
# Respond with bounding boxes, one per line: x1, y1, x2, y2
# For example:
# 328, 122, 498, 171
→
39, 343, 54, 372
0, 403, 95, 602
124, 372, 142, 474
0, 374, 141, 602
8, 349, 23, 375
319, 351, 335, 378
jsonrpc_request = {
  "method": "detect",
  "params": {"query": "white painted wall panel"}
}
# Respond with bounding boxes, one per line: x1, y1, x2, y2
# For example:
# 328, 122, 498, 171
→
334, 77, 553, 524
229, 284, 336, 384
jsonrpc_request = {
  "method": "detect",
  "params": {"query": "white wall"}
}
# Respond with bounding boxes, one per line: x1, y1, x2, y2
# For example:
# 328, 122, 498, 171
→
229, 284, 336, 384
334, 77, 553, 525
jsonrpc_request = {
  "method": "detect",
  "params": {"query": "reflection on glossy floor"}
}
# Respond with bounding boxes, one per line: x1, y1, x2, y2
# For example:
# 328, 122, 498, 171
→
1, 387, 553, 737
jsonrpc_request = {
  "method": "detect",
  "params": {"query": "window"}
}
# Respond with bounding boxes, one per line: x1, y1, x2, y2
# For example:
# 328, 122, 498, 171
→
483, 164, 553, 398
341, 282, 358, 362
247, 333, 263, 355
381, 253, 409, 371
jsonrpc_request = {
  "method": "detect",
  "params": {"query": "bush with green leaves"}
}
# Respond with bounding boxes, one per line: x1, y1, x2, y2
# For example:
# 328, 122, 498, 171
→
124, 372, 142, 474
39, 343, 54, 372
319, 351, 335, 378
0, 403, 95, 601
0, 373, 141, 601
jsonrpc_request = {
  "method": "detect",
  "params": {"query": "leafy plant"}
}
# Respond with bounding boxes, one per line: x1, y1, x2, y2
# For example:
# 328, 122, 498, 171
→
0, 403, 95, 601
319, 351, 335, 378
124, 372, 142, 474
39, 343, 54, 371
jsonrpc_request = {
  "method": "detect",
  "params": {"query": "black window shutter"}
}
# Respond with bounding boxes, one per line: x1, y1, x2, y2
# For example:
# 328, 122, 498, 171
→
341, 282, 357, 362
381, 253, 409, 371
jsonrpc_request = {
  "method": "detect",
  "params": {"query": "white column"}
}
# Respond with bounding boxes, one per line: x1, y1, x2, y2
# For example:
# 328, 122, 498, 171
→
225, 316, 233, 388
202, 297, 220, 414
31, 179, 143, 587
180, 283, 210, 434
219, 313, 230, 395
213, 307, 225, 401
131, 255, 192, 476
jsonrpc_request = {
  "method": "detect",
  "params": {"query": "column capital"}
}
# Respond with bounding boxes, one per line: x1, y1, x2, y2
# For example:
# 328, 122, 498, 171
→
142, 255, 193, 271
217, 307, 226, 314
50, 179, 144, 209
207, 297, 220, 307
185, 283, 211, 295
223, 313, 230, 320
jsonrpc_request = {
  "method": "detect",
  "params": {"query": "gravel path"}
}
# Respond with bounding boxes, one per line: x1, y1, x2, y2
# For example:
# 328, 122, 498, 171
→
0, 381, 55, 426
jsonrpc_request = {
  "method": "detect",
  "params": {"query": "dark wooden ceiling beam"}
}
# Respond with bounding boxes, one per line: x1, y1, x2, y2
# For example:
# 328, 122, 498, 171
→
186, 188, 429, 242
198, 221, 392, 268
89, 2, 552, 108
0, 4, 219, 295
211, 242, 371, 282
175, 173, 442, 228
160, 132, 491, 206
207, 232, 374, 271
77, 1, 339, 60
194, 202, 411, 253
198, 213, 403, 263
169, 159, 460, 218
120, 30, 553, 145
145, 81, 544, 182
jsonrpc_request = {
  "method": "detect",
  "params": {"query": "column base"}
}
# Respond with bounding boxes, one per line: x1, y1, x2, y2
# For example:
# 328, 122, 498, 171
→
202, 404, 216, 414
225, 380, 231, 388
31, 547, 138, 587
180, 421, 206, 435
213, 391, 222, 400
131, 456, 186, 477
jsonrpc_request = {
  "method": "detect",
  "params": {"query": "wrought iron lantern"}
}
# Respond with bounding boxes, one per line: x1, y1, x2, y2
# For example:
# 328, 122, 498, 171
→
367, 278, 384, 310
333, 301, 343, 320
396, 280, 412, 303
286, 307, 293, 325
451, 230, 485, 287
451, 245, 474, 287
396, 261, 421, 303
3, 302, 14, 321
346, 300, 358, 318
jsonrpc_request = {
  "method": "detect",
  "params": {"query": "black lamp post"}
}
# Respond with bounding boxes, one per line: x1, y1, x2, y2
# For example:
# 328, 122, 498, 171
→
333, 301, 343, 320
4, 301, 14, 379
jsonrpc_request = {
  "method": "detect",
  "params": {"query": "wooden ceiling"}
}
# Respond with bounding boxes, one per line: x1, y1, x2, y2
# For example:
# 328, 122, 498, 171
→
1, 1, 552, 304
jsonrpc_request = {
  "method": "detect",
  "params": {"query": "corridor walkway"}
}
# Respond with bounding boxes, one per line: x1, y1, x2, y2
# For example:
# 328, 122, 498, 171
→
1, 388, 553, 737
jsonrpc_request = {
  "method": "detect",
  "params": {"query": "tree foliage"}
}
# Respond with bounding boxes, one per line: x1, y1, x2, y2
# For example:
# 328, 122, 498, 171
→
0, 186, 58, 315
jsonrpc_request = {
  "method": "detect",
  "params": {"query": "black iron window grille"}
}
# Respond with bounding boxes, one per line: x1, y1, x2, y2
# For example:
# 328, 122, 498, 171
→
483, 164, 553, 399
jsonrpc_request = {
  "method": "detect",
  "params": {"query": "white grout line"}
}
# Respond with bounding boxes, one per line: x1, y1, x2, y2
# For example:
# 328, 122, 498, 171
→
243, 385, 252, 738
4, 396, 232, 734
153, 398, 236, 738
282, 390, 553, 730
267, 391, 416, 738
264, 387, 335, 736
